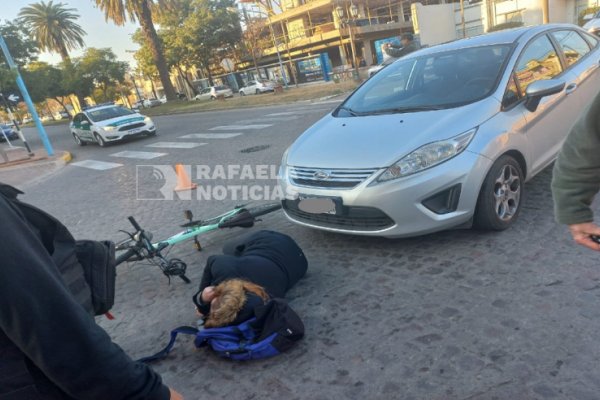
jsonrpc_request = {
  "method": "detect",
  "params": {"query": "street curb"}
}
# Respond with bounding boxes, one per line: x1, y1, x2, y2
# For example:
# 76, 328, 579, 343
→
0, 150, 72, 189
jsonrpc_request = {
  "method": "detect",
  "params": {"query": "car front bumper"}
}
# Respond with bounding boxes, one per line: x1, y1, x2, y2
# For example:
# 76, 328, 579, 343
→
100, 124, 156, 141
278, 151, 492, 238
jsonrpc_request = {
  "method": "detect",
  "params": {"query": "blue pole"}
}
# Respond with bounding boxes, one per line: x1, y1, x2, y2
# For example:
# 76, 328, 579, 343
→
0, 35, 54, 156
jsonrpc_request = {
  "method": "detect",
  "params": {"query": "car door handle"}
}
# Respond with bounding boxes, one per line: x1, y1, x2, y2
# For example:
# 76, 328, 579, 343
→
565, 83, 577, 94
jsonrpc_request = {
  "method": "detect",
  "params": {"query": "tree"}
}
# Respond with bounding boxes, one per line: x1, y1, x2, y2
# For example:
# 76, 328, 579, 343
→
79, 48, 128, 102
0, 20, 39, 101
19, 1, 86, 62
180, 0, 242, 85
93, 0, 178, 100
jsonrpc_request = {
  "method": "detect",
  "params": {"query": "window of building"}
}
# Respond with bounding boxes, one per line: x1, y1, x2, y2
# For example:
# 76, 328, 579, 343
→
551, 30, 591, 66
515, 35, 563, 97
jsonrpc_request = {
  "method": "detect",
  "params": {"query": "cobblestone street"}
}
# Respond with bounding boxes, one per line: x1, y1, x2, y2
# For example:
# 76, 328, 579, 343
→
10, 101, 600, 400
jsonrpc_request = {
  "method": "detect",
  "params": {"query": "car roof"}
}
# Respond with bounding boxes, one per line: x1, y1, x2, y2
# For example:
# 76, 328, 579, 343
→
83, 103, 119, 113
407, 24, 581, 57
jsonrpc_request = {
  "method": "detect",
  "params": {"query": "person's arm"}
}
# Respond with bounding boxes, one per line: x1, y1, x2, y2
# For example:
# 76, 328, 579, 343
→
551, 90, 600, 251
383, 45, 404, 58
0, 196, 172, 400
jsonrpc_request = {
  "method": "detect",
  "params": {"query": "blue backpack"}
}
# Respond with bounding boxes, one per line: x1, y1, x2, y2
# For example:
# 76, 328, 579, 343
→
139, 298, 304, 362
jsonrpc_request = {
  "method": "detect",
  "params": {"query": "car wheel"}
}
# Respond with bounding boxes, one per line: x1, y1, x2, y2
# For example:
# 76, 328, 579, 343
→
94, 132, 106, 147
210, 96, 216, 101
255, 89, 260, 95
72, 132, 86, 146
474, 155, 524, 230
240, 91, 245, 96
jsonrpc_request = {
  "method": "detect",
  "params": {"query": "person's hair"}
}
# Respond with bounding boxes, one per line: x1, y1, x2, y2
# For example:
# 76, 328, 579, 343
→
204, 279, 269, 328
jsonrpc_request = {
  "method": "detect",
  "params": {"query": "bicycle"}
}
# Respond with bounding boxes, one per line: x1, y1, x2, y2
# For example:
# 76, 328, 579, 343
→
114, 202, 282, 283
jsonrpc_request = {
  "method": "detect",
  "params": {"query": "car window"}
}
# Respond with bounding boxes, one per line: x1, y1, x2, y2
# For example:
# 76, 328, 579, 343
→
502, 74, 521, 109
215, 85, 228, 90
72, 114, 81, 124
201, 88, 211, 94
342, 44, 511, 114
551, 30, 591, 67
86, 106, 134, 122
247, 81, 255, 86
582, 31, 599, 47
515, 35, 562, 97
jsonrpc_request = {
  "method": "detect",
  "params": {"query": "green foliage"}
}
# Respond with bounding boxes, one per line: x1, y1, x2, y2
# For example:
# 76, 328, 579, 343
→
20, 61, 65, 103
487, 21, 524, 33
18, 1, 85, 61
79, 48, 128, 102
579, 7, 600, 26
0, 20, 39, 68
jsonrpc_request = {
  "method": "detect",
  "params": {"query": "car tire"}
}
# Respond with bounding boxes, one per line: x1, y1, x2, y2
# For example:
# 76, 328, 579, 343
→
72, 132, 86, 146
474, 155, 524, 231
240, 91, 245, 96
210, 96, 216, 101
94, 132, 106, 147
255, 89, 260, 95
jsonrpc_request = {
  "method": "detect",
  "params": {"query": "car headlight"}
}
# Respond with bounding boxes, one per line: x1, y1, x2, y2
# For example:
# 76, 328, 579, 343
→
102, 125, 116, 131
144, 116, 152, 124
376, 128, 477, 182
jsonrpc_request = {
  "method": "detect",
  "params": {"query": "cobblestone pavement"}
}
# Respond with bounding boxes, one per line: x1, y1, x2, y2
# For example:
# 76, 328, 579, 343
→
14, 101, 600, 400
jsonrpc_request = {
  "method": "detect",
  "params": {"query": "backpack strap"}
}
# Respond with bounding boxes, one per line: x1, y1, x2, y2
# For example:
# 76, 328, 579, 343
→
137, 326, 199, 363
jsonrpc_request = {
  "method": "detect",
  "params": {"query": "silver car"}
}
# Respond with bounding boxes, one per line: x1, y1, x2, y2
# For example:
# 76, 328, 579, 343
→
279, 24, 600, 238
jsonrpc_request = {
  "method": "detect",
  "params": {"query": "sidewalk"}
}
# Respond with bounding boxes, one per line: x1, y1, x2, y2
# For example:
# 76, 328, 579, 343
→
0, 146, 71, 188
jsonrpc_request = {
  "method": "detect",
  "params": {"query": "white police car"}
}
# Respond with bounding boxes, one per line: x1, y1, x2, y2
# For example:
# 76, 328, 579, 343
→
70, 103, 156, 147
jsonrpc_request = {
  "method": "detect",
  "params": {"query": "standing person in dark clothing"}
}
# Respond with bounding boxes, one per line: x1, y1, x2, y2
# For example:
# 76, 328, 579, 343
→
0, 184, 183, 400
551, 90, 600, 251
194, 230, 308, 328
383, 33, 420, 59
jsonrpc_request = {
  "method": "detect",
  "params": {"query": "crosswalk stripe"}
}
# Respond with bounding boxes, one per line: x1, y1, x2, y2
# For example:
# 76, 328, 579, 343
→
146, 142, 206, 149
110, 151, 167, 159
210, 124, 272, 130
71, 160, 123, 170
178, 133, 242, 139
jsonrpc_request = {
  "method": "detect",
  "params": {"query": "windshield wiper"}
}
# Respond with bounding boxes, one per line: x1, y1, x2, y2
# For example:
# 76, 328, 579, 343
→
337, 106, 363, 116
365, 106, 447, 115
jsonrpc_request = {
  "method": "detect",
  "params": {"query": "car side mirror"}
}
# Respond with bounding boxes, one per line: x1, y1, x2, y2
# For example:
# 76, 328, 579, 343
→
524, 79, 565, 112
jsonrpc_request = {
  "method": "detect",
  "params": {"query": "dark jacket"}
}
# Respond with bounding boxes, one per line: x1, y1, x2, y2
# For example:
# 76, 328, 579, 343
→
0, 186, 169, 400
551, 89, 600, 225
384, 41, 420, 59
197, 230, 307, 323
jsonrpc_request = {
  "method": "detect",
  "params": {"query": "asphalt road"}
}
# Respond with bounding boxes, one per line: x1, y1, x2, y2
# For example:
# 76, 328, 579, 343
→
11, 101, 600, 400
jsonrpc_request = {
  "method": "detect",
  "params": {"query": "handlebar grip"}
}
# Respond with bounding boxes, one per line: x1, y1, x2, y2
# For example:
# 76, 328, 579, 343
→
128, 216, 142, 231
115, 248, 137, 265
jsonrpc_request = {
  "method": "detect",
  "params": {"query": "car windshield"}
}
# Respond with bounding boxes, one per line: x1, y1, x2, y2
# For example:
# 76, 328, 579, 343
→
87, 106, 135, 122
215, 86, 228, 90
341, 44, 511, 115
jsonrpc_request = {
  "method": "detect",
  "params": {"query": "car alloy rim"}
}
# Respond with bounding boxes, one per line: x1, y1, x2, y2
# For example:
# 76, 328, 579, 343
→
73, 134, 81, 144
494, 164, 520, 221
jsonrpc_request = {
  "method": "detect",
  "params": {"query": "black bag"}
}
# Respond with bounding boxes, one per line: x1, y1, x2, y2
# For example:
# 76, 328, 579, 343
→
0, 184, 117, 316
75, 240, 117, 315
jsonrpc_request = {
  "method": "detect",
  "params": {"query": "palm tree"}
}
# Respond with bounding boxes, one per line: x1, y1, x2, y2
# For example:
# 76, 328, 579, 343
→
93, 0, 177, 100
19, 1, 86, 62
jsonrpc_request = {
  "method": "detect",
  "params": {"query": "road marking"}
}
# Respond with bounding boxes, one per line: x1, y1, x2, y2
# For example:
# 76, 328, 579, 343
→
179, 133, 242, 139
210, 124, 272, 130
110, 150, 167, 159
70, 160, 123, 170
266, 112, 295, 116
146, 142, 206, 149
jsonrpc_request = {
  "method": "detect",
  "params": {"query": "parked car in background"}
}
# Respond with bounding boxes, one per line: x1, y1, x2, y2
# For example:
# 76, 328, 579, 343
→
239, 80, 277, 95
143, 98, 162, 108
194, 86, 233, 101
0, 123, 19, 142
583, 10, 600, 36
70, 104, 156, 147
279, 24, 600, 238
22, 117, 32, 124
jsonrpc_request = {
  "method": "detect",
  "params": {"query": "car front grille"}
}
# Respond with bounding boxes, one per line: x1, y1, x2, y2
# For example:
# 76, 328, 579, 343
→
118, 122, 146, 132
283, 200, 395, 231
289, 166, 378, 189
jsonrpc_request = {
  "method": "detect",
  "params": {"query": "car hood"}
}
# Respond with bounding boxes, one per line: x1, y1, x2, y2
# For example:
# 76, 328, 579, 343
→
95, 114, 146, 127
287, 97, 500, 169
583, 18, 600, 30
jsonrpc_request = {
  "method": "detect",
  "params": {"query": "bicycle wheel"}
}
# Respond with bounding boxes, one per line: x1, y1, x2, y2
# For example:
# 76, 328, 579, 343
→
245, 202, 282, 218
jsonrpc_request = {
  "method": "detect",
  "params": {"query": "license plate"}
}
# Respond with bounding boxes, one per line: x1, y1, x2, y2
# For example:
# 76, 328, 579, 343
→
297, 196, 337, 215
128, 128, 141, 135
